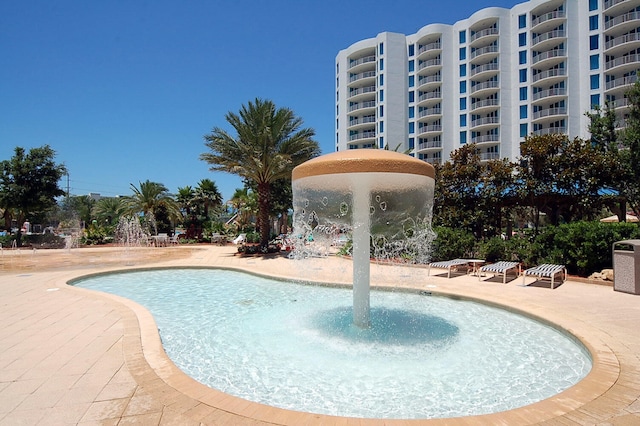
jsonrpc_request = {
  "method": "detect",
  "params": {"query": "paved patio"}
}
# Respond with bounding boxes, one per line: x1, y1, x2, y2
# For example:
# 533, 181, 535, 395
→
1, 245, 639, 425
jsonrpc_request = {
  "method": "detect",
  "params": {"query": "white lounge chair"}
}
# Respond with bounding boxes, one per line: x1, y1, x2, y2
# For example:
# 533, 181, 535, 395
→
522, 264, 566, 289
428, 259, 470, 278
479, 261, 521, 284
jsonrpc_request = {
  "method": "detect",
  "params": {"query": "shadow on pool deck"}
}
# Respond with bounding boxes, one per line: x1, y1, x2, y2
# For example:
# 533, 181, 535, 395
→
1, 245, 639, 425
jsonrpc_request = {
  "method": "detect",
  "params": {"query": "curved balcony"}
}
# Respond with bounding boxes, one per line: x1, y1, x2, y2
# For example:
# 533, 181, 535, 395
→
417, 58, 442, 75
532, 87, 567, 105
604, 0, 640, 15
479, 152, 501, 161
469, 27, 499, 47
417, 140, 442, 151
532, 107, 567, 123
532, 49, 566, 67
531, 9, 566, 32
348, 85, 376, 102
605, 53, 640, 73
348, 54, 376, 74
471, 98, 499, 113
348, 70, 376, 88
471, 134, 500, 145
470, 45, 499, 63
349, 100, 376, 114
470, 80, 499, 96
604, 74, 638, 94
532, 30, 566, 50
605, 32, 640, 55
417, 107, 442, 122
470, 62, 499, 78
417, 74, 442, 91
348, 130, 376, 142
533, 126, 566, 136
532, 67, 566, 84
471, 116, 499, 131
417, 124, 442, 138
347, 116, 376, 131
417, 91, 442, 107
417, 41, 442, 61
604, 10, 640, 35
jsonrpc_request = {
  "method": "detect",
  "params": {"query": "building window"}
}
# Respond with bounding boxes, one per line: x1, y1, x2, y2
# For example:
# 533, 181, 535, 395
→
379, 58, 384, 71
590, 54, 599, 70
520, 87, 527, 101
589, 0, 598, 11
519, 50, 527, 64
379, 105, 384, 117
409, 75, 415, 87
408, 60, 414, 72
379, 122, 384, 133
520, 105, 527, 119
519, 69, 527, 83
460, 64, 466, 77
459, 47, 466, 60
518, 14, 526, 29
459, 30, 466, 44
460, 97, 467, 110
460, 114, 467, 127
409, 122, 414, 134
520, 123, 528, 137
589, 15, 598, 31
591, 94, 600, 108
408, 44, 415, 56
518, 33, 526, 47
379, 74, 384, 86
379, 137, 384, 149
460, 131, 467, 144
379, 89, 384, 102
409, 91, 415, 103
409, 106, 415, 118
460, 81, 467, 93
409, 137, 415, 149
379, 42, 384, 55
590, 35, 599, 50
590, 74, 599, 89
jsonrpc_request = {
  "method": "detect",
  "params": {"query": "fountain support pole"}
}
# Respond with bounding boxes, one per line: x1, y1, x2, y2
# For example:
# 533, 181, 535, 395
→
352, 179, 371, 328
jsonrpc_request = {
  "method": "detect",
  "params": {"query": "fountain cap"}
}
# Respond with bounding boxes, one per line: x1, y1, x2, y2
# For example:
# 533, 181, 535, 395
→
292, 150, 435, 180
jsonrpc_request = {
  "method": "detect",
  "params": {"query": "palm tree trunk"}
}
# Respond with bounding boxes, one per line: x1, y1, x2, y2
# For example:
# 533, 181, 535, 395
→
257, 182, 271, 248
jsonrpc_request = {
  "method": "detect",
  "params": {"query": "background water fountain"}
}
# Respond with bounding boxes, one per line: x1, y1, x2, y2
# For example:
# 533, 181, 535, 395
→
291, 150, 436, 327
116, 215, 150, 264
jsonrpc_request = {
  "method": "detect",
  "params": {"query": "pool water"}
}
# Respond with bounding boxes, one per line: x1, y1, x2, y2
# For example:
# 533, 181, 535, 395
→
74, 268, 591, 419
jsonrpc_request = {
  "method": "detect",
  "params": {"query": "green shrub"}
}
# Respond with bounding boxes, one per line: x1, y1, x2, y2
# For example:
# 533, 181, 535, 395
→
431, 227, 476, 261
477, 237, 507, 263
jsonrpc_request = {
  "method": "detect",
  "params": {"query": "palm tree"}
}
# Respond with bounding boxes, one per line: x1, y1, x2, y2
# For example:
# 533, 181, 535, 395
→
92, 197, 125, 226
201, 98, 320, 247
193, 178, 223, 220
124, 180, 181, 232
176, 186, 195, 217
228, 187, 255, 232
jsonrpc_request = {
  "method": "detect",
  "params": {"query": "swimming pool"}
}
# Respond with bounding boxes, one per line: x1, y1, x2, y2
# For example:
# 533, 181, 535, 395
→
74, 268, 591, 419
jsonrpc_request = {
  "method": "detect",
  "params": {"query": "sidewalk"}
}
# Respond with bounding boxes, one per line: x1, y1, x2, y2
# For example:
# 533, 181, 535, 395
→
1, 245, 639, 425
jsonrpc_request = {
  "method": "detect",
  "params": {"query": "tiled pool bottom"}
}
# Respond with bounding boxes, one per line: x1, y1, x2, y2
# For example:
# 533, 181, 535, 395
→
75, 268, 591, 419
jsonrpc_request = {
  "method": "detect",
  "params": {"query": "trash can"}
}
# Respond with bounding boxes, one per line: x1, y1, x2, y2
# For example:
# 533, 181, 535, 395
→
612, 239, 640, 295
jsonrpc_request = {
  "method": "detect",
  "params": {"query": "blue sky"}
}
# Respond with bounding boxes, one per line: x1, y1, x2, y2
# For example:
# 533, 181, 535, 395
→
1, 0, 522, 201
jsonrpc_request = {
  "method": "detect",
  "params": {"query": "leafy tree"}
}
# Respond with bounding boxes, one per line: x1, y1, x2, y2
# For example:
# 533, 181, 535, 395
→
123, 180, 180, 233
93, 197, 126, 226
0, 145, 67, 246
201, 98, 320, 247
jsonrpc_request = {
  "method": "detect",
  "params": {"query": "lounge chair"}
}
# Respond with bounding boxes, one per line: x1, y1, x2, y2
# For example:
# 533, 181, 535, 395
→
428, 259, 470, 278
522, 264, 566, 289
479, 261, 520, 284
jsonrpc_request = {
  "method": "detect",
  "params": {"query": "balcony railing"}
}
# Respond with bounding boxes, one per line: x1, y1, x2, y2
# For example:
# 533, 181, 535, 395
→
418, 91, 442, 102
470, 27, 499, 43
532, 87, 567, 101
418, 125, 442, 133
349, 131, 376, 141
470, 80, 499, 94
605, 10, 640, 30
348, 116, 376, 126
418, 42, 441, 55
470, 62, 499, 77
418, 107, 442, 117
532, 10, 566, 27
471, 98, 499, 110
605, 32, 640, 50
533, 127, 567, 136
532, 49, 566, 64
532, 67, 567, 83
532, 30, 566, 46
472, 134, 500, 143
418, 58, 441, 70
605, 73, 638, 90
418, 140, 442, 149
418, 74, 442, 86
470, 44, 498, 59
349, 70, 376, 82
348, 85, 376, 97
533, 107, 567, 119
604, 0, 630, 10
349, 100, 376, 112
349, 55, 375, 69
471, 117, 499, 127
480, 152, 500, 161
605, 53, 640, 70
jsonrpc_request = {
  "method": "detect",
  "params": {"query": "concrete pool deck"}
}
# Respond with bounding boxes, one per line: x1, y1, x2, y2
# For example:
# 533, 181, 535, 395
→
0, 245, 639, 425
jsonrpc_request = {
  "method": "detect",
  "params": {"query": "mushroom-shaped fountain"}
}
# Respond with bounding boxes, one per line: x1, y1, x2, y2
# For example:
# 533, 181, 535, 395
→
291, 150, 436, 328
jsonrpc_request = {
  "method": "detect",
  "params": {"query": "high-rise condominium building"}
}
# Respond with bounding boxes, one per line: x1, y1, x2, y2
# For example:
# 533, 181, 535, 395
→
335, 0, 640, 164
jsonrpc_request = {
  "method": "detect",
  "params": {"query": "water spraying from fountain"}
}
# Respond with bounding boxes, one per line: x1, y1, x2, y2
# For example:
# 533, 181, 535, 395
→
291, 150, 436, 328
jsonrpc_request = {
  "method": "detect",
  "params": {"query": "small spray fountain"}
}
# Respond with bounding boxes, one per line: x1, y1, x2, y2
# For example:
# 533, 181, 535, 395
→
291, 150, 436, 328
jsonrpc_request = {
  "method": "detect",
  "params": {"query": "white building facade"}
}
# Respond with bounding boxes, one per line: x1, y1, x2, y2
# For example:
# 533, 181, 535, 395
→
335, 0, 640, 164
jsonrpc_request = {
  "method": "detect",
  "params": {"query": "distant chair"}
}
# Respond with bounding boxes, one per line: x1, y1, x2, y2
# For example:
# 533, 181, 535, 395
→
168, 233, 180, 245
478, 261, 521, 284
522, 264, 566, 289
428, 259, 471, 278
232, 233, 246, 245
